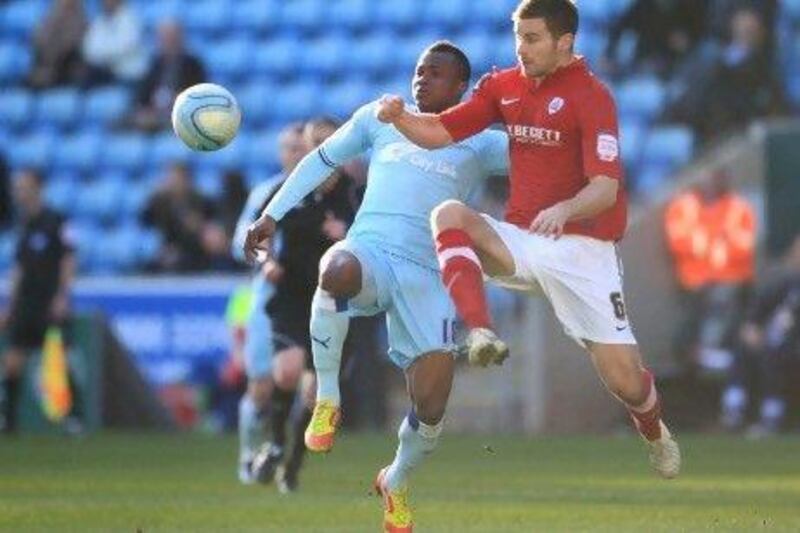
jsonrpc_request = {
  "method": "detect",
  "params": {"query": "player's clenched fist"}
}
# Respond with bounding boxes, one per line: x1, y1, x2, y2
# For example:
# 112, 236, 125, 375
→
376, 94, 405, 123
244, 213, 277, 263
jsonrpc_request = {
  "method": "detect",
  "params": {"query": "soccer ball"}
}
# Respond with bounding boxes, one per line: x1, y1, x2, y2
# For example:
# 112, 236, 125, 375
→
171, 83, 241, 151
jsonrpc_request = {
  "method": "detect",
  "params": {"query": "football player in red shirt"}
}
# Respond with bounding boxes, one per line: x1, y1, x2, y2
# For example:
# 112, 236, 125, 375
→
376, 0, 680, 479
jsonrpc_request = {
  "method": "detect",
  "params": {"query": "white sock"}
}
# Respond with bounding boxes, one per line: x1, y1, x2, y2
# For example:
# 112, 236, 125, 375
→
385, 411, 443, 491
310, 288, 350, 405
238, 395, 263, 462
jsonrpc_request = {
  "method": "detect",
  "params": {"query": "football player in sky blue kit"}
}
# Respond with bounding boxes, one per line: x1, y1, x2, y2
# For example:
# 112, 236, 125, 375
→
244, 42, 508, 532
231, 123, 308, 486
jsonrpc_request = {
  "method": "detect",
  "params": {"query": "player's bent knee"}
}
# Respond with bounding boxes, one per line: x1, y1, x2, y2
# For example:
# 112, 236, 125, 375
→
319, 251, 361, 298
414, 399, 446, 426
273, 348, 305, 390
430, 200, 469, 231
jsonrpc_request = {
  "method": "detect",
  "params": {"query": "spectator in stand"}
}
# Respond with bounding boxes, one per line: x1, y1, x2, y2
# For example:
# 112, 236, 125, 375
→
140, 162, 216, 272
720, 235, 800, 435
26, 0, 87, 90
81, 0, 147, 87
665, 170, 756, 373
129, 20, 206, 132
603, 0, 708, 79
668, 7, 785, 142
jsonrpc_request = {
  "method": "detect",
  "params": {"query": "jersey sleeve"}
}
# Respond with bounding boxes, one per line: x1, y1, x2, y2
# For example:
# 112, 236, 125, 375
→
439, 72, 502, 143
263, 103, 375, 221
578, 84, 624, 181
478, 130, 510, 177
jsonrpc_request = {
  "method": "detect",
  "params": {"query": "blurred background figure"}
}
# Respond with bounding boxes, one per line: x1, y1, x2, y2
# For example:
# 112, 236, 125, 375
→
1, 169, 77, 434
26, 0, 87, 90
720, 235, 800, 436
80, 0, 147, 87
129, 20, 206, 132
0, 152, 10, 230
140, 162, 215, 272
665, 169, 756, 375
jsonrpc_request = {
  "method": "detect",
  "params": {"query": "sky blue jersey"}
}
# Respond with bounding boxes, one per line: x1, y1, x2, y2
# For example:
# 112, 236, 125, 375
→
264, 101, 508, 269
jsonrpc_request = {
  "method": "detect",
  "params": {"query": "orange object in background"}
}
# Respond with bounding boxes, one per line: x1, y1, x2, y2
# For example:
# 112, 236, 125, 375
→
665, 178, 756, 290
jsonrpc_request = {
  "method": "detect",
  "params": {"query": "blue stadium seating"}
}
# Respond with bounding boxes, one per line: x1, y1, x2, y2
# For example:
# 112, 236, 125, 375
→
323, 78, 374, 118
0, 89, 33, 130
205, 37, 255, 82
8, 131, 55, 169
272, 82, 320, 121
375, 2, 419, 32
783, 0, 800, 22
300, 34, 349, 76
231, 0, 281, 34
2, 1, 46, 38
53, 132, 103, 173
183, 0, 232, 37
44, 172, 79, 215
74, 175, 126, 222
35, 88, 81, 129
617, 77, 667, 122
252, 36, 298, 77
347, 32, 397, 76
281, 0, 326, 34
641, 126, 694, 169
0, 41, 30, 83
327, 0, 372, 32
84, 87, 131, 125
150, 131, 191, 167
425, 2, 469, 30
99, 134, 150, 172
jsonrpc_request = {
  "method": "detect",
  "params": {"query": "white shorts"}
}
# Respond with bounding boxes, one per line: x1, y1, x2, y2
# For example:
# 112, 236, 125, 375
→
482, 215, 637, 348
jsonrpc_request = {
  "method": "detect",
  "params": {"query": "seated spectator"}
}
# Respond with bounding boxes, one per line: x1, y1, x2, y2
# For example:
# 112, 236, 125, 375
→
720, 235, 800, 435
81, 0, 147, 87
603, 0, 708, 79
129, 21, 206, 132
665, 170, 756, 373
26, 0, 87, 90
668, 7, 785, 143
140, 162, 216, 272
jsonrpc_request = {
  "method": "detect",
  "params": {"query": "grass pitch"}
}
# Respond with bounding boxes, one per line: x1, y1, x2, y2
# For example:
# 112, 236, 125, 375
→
0, 432, 798, 532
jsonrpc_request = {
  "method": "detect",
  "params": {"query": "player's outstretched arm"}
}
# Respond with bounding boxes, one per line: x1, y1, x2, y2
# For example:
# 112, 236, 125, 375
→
376, 95, 453, 149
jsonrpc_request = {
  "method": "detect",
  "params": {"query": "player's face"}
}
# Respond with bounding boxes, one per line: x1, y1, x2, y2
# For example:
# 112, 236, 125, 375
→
412, 51, 466, 113
514, 18, 573, 78
278, 130, 307, 174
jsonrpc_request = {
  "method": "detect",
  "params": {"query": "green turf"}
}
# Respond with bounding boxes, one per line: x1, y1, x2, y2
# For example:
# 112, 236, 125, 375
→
0, 432, 798, 532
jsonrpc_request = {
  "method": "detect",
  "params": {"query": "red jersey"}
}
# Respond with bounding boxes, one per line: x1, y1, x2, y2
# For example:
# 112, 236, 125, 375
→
440, 58, 627, 241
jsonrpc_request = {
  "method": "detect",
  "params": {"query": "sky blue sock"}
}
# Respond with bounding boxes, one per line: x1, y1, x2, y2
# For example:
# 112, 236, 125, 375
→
310, 288, 350, 405
238, 395, 263, 462
385, 410, 443, 490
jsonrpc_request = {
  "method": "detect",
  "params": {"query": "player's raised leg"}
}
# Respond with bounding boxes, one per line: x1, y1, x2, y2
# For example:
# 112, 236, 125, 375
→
587, 341, 681, 478
430, 200, 513, 366
304, 249, 361, 451
376, 351, 454, 533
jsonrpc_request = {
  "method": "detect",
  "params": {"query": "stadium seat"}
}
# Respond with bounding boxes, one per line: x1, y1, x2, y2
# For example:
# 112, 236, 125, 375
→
641, 126, 694, 169
3, 0, 46, 39
139, 0, 182, 28
455, 30, 493, 77
53, 132, 102, 173
470, 0, 518, 28
0, 41, 30, 83
237, 80, 279, 126
150, 131, 191, 167
397, 32, 448, 74
8, 131, 55, 169
205, 37, 254, 82
375, 2, 419, 32
44, 172, 80, 215
252, 36, 298, 77
619, 121, 646, 171
246, 129, 282, 172
231, 0, 281, 34
327, 0, 372, 32
75, 175, 125, 222
69, 221, 102, 272
300, 34, 348, 76
194, 130, 250, 173
348, 32, 397, 77
635, 162, 676, 196
323, 78, 374, 119
617, 77, 667, 122
99, 134, 150, 172
280, 0, 326, 34
783, 0, 800, 22
0, 89, 33, 130
99, 224, 147, 272
120, 179, 155, 218
84, 87, 131, 125
272, 82, 321, 121
425, 2, 469, 30
183, 0, 232, 37
575, 29, 607, 67
35, 88, 81, 129
195, 168, 224, 199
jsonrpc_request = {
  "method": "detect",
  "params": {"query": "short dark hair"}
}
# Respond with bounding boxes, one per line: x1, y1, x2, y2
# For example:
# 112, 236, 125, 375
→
425, 40, 471, 83
513, 0, 579, 38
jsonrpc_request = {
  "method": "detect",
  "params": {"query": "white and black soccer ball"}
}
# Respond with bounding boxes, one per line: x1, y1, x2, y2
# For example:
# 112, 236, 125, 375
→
171, 83, 241, 151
